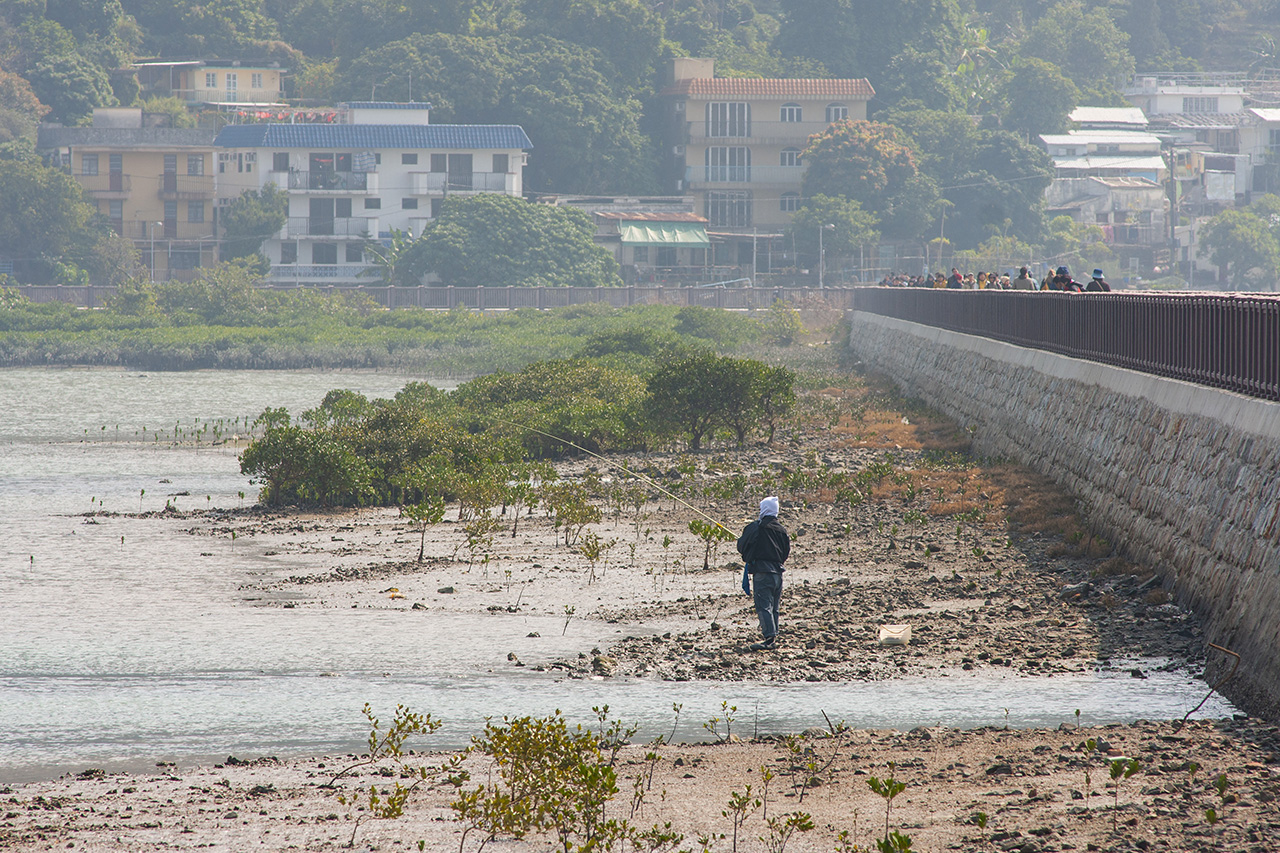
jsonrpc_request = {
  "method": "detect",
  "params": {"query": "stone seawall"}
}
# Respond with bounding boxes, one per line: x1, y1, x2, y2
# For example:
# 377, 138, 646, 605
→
850, 312, 1280, 720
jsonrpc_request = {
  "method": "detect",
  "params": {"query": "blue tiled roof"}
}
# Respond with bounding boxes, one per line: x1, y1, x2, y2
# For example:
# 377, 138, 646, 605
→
214, 124, 532, 150
343, 101, 432, 110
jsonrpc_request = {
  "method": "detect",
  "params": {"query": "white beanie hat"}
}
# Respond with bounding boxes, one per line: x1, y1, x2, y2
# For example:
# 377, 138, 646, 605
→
759, 496, 779, 519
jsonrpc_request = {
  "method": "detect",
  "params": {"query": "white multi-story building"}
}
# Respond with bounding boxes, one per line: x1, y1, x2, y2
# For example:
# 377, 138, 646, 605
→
213, 102, 531, 284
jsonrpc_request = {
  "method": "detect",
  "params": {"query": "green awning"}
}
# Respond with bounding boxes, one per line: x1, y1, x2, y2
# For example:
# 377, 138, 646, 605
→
618, 222, 710, 248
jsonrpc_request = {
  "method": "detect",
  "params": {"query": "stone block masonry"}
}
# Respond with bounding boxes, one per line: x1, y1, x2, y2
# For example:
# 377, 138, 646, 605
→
850, 311, 1280, 720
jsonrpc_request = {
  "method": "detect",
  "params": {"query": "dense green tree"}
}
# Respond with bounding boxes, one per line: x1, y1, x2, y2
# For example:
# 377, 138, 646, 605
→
645, 351, 795, 450
1023, 1, 1133, 104
337, 32, 657, 194
774, 0, 964, 78
1199, 208, 1280, 289
240, 424, 374, 506
220, 183, 287, 263
787, 194, 880, 274
3, 18, 116, 123
0, 156, 107, 282
1002, 57, 1080, 138
801, 120, 940, 239
519, 0, 663, 92
417, 193, 620, 288
874, 46, 964, 113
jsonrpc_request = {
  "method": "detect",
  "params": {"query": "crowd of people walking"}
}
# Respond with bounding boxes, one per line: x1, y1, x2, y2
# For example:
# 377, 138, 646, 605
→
878, 265, 1112, 292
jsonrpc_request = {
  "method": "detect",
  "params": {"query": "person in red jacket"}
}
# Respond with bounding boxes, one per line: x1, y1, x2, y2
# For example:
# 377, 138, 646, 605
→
737, 496, 791, 650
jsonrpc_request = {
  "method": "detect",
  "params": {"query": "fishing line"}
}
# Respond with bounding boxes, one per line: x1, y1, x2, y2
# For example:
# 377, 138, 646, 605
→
489, 415, 735, 533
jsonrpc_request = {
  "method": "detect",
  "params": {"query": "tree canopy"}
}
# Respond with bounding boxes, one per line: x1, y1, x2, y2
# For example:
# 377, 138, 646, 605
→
416, 194, 620, 288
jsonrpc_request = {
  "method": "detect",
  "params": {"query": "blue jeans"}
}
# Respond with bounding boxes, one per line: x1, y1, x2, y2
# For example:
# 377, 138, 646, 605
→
751, 571, 783, 640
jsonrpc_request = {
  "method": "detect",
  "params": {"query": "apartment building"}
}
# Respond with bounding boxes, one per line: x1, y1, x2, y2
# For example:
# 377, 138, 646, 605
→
658, 57, 873, 266
134, 59, 288, 107
39, 108, 218, 280
213, 102, 531, 284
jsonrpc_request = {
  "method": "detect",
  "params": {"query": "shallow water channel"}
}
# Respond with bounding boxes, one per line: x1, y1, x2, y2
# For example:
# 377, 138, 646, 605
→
0, 368, 1237, 783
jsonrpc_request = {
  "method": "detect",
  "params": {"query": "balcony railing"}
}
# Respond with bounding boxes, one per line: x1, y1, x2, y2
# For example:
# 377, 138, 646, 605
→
124, 221, 217, 241
410, 172, 515, 194
269, 264, 378, 281
685, 165, 805, 186
284, 171, 370, 191
78, 173, 131, 194
685, 119, 842, 145
159, 174, 215, 198
853, 287, 1280, 402
165, 87, 285, 104
281, 217, 376, 238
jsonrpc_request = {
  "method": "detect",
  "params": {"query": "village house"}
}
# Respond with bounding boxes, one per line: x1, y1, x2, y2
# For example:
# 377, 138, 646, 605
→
213, 102, 531, 285
39, 107, 218, 281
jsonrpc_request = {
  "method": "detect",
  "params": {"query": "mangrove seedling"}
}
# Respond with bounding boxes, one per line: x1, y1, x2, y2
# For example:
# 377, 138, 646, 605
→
1078, 737, 1098, 808
876, 830, 913, 853
867, 762, 907, 843
722, 785, 761, 853
703, 700, 737, 743
689, 518, 734, 570
1109, 758, 1141, 831
760, 811, 813, 853
561, 604, 576, 636
402, 495, 445, 563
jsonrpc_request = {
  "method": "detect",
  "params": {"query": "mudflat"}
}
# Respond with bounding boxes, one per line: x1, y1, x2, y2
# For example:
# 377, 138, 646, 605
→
5, 372, 1275, 851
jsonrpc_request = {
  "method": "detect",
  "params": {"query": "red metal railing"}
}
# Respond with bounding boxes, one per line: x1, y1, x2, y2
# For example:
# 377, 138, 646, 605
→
853, 288, 1280, 402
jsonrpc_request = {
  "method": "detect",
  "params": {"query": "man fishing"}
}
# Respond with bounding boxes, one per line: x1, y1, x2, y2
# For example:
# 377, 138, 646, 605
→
737, 496, 791, 651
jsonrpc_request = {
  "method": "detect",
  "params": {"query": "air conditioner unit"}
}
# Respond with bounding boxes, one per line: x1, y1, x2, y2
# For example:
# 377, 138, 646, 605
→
675, 179, 685, 191
674, 101, 685, 113
672, 144, 685, 156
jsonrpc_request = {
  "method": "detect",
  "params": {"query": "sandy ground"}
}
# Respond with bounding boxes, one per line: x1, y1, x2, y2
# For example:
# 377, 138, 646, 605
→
5, 375, 1276, 851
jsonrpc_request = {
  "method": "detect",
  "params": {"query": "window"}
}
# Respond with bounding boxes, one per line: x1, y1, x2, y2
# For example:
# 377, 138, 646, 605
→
345, 243, 363, 262
163, 154, 177, 174
205, 72, 217, 88
402, 153, 418, 165
1183, 96, 1219, 114
364, 198, 381, 209
633, 246, 649, 264
225, 73, 238, 93
403, 198, 419, 209
170, 250, 200, 270
163, 201, 178, 221
187, 155, 204, 176
780, 148, 802, 167
251, 73, 263, 89
705, 146, 750, 182
107, 200, 123, 219
109, 154, 122, 174
312, 243, 338, 265
493, 153, 509, 173
780, 192, 800, 212
706, 102, 750, 137
81, 154, 98, 176
187, 201, 204, 223
826, 103, 848, 123
705, 190, 752, 228
335, 153, 351, 172
657, 246, 677, 266
280, 242, 297, 264
430, 198, 443, 217
780, 103, 801, 122
335, 198, 352, 218
1269, 128, 1280, 154
272, 152, 289, 172
430, 153, 447, 172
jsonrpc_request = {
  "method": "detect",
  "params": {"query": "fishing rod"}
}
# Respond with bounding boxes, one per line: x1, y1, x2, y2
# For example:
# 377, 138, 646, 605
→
489, 415, 736, 534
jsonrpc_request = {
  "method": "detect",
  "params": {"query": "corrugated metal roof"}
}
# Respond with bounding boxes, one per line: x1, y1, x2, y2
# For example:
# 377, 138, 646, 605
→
1070, 106, 1148, 126
1041, 131, 1162, 145
214, 124, 532, 149
660, 78, 873, 98
595, 212, 707, 222
1249, 108, 1280, 122
343, 102, 432, 110
1053, 155, 1166, 171
619, 222, 710, 247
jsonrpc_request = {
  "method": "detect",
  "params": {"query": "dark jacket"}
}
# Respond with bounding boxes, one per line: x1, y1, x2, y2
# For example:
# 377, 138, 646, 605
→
1085, 276, 1111, 292
738, 515, 791, 572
